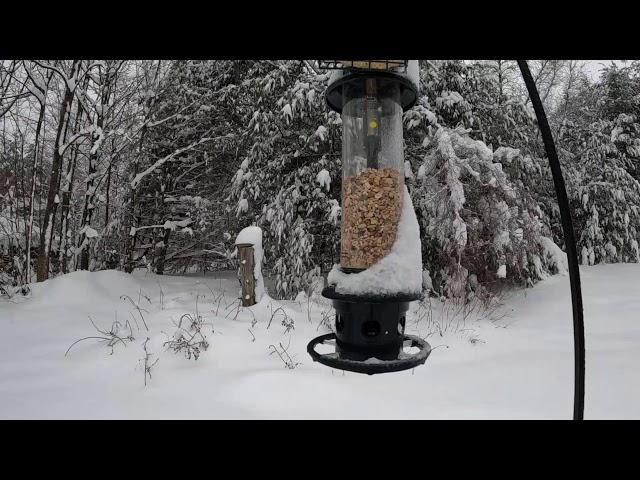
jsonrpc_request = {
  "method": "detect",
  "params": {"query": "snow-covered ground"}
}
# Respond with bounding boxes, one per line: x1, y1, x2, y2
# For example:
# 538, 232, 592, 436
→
0, 264, 639, 419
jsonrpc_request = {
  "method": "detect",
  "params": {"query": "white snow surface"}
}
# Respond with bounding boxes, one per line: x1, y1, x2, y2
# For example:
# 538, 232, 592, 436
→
1, 264, 640, 418
235, 226, 265, 301
327, 185, 423, 296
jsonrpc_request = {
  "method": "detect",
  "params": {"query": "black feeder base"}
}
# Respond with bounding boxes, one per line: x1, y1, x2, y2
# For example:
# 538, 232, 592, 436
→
306, 286, 431, 375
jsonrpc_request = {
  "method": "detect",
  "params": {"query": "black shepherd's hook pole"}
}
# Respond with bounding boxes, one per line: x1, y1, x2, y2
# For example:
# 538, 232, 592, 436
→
517, 60, 585, 420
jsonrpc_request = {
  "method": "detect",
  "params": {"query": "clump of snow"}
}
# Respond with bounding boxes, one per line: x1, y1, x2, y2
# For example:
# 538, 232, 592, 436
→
404, 161, 414, 179
315, 169, 331, 191
236, 198, 248, 217
327, 69, 343, 87
328, 199, 341, 225
281, 104, 292, 123
496, 264, 507, 279
405, 60, 419, 91
539, 236, 568, 275
327, 185, 422, 296
422, 270, 433, 291
436, 91, 465, 109
235, 226, 265, 301
83, 226, 99, 239
163, 219, 192, 231
314, 125, 328, 141
494, 147, 520, 165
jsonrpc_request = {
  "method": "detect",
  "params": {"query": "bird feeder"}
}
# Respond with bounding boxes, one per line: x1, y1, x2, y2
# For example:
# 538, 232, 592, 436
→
307, 60, 431, 375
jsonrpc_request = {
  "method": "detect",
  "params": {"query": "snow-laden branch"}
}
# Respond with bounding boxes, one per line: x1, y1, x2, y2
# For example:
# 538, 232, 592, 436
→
58, 126, 95, 156
145, 101, 196, 129
130, 134, 233, 190
31, 60, 78, 93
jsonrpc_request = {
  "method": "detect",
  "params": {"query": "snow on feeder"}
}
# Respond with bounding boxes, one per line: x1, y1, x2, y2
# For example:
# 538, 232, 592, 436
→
307, 60, 431, 375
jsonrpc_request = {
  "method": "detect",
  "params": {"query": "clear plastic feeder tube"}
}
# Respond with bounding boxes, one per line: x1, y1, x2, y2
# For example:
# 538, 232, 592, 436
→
340, 77, 405, 271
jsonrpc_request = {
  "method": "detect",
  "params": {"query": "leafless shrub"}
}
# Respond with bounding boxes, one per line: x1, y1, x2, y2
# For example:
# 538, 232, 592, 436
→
412, 289, 509, 339
163, 311, 211, 361
317, 308, 334, 332
266, 304, 294, 333
281, 315, 295, 334
268, 338, 300, 369
224, 298, 242, 321
65, 314, 134, 356
214, 290, 226, 316
196, 281, 227, 316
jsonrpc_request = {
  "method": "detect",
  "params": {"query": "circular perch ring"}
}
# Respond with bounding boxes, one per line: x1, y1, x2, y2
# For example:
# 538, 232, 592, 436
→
307, 333, 431, 375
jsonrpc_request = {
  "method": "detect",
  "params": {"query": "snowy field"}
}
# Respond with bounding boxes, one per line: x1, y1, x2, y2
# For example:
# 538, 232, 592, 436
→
0, 264, 639, 419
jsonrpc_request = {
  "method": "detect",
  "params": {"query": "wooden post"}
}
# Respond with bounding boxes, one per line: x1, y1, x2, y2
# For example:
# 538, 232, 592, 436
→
236, 243, 256, 306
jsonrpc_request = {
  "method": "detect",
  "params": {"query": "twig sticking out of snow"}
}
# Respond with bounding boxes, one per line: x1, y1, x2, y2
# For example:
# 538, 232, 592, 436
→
268, 338, 300, 369
121, 294, 149, 331
141, 337, 159, 387
65, 314, 134, 357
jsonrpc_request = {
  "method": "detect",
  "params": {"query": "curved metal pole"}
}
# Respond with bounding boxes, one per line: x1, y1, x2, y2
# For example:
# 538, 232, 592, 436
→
517, 60, 585, 420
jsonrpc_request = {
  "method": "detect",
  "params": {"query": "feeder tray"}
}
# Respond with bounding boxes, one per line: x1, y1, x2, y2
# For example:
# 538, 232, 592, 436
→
308, 285, 429, 375
307, 333, 431, 375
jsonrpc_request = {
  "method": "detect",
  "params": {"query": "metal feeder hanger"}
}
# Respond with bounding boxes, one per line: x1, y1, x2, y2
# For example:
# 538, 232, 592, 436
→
307, 60, 431, 375
307, 59, 586, 421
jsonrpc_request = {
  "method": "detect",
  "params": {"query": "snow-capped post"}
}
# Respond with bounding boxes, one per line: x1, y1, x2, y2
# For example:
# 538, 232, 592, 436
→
234, 226, 265, 307
307, 60, 431, 375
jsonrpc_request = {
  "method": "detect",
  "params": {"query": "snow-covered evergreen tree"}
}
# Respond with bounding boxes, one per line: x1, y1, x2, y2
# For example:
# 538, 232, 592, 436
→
229, 61, 342, 299
408, 126, 561, 299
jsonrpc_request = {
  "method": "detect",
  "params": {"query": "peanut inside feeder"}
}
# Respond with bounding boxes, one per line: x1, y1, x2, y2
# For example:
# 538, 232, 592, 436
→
341, 167, 402, 269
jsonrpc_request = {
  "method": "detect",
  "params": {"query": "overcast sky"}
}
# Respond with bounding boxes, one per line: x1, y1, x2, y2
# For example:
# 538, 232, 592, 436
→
583, 60, 629, 80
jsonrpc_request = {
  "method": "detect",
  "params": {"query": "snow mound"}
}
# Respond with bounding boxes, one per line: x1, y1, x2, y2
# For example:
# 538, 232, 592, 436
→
28, 270, 142, 307
327, 185, 423, 296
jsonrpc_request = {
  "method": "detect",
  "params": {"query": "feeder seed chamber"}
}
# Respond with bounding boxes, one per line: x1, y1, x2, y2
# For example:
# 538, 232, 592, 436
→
307, 60, 431, 375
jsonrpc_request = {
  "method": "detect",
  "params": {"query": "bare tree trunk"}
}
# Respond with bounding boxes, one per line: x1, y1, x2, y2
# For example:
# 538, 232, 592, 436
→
124, 60, 164, 274
37, 61, 79, 282
154, 228, 171, 275
25, 98, 46, 283
77, 64, 115, 271
104, 162, 112, 229
77, 150, 97, 271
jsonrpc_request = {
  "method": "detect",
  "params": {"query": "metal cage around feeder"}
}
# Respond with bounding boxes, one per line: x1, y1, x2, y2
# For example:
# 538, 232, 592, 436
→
307, 60, 430, 375
318, 60, 408, 73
